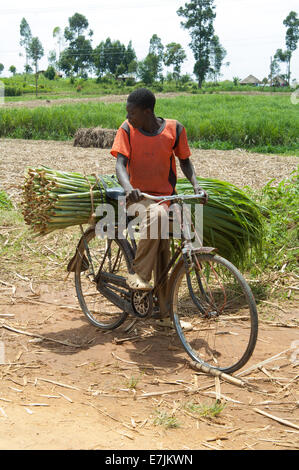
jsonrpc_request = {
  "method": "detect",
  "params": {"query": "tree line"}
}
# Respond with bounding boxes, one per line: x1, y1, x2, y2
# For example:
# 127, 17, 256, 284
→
16, 11, 224, 87
1, 1, 298, 91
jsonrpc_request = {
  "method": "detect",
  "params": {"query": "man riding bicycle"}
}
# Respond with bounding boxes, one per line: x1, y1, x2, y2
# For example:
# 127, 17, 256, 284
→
111, 88, 208, 323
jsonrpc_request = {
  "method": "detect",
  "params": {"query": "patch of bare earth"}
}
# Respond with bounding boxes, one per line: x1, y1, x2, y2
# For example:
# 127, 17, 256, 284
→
0, 138, 298, 450
1, 92, 189, 109
0, 139, 297, 202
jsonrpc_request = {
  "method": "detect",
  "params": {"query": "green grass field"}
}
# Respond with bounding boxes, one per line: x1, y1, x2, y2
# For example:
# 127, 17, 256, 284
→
2, 73, 294, 100
0, 93, 298, 155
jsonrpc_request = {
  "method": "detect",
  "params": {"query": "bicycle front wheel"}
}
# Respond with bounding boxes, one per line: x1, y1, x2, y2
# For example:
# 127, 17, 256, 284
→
170, 254, 258, 374
75, 229, 133, 330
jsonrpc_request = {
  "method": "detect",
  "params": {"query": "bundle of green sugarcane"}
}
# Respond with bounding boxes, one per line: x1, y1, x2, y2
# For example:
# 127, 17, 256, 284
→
22, 166, 264, 265
22, 166, 120, 235
177, 177, 265, 265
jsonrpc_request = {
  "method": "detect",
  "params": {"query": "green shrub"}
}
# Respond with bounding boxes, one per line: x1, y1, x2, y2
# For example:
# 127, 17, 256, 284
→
125, 77, 135, 86
4, 86, 22, 96
250, 170, 299, 273
44, 66, 56, 80
0, 190, 13, 209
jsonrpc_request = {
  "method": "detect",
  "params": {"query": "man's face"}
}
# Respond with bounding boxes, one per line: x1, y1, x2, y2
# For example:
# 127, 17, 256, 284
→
126, 102, 148, 129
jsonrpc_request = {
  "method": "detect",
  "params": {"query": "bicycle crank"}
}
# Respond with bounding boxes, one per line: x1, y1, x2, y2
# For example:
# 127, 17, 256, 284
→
131, 291, 153, 318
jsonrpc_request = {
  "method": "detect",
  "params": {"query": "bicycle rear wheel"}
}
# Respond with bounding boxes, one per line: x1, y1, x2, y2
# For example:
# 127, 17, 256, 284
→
75, 229, 133, 330
170, 253, 258, 374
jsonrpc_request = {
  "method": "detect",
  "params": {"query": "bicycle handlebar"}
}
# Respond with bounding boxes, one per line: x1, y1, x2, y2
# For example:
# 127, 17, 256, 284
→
141, 191, 206, 201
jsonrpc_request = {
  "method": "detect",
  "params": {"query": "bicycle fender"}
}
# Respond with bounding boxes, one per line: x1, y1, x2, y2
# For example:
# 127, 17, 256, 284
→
167, 257, 184, 298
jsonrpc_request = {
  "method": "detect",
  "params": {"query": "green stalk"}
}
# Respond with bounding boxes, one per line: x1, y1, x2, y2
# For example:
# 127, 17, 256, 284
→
22, 167, 265, 267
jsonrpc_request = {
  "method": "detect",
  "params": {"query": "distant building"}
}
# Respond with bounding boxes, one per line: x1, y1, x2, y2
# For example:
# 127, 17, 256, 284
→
240, 75, 262, 86
272, 75, 288, 86
116, 73, 136, 83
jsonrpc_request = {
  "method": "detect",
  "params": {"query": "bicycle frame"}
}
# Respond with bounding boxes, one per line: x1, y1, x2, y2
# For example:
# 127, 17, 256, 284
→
74, 190, 258, 373
76, 191, 208, 312
125, 192, 207, 297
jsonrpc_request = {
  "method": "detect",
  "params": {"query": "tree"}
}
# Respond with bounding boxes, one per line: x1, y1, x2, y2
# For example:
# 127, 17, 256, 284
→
283, 11, 299, 85
138, 53, 160, 85
48, 49, 57, 69
63, 35, 93, 77
44, 66, 56, 80
60, 13, 93, 77
137, 34, 164, 85
106, 40, 126, 77
92, 41, 106, 77
25, 64, 33, 74
64, 13, 92, 41
149, 34, 164, 76
0, 63, 4, 76
93, 38, 136, 78
269, 56, 281, 86
28, 37, 44, 96
20, 18, 32, 73
273, 12, 299, 86
177, 0, 216, 88
124, 41, 137, 73
53, 27, 64, 71
164, 43, 187, 84
208, 35, 228, 83
273, 48, 289, 82
128, 59, 138, 75
115, 63, 126, 79
262, 77, 268, 89
9, 65, 16, 76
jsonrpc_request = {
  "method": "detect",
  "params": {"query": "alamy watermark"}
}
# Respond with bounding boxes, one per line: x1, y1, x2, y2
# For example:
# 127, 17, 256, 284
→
95, 198, 203, 249
291, 80, 299, 105
0, 80, 4, 105
290, 340, 299, 366
0, 341, 5, 364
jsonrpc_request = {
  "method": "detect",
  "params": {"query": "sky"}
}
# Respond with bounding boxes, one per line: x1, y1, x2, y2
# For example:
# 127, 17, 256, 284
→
0, 0, 298, 82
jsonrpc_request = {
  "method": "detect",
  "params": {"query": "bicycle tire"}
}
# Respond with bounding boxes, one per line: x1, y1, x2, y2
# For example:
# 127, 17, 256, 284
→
170, 253, 258, 374
75, 228, 133, 330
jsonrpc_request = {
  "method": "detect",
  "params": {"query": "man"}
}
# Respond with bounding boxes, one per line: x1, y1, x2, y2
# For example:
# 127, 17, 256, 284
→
111, 88, 207, 321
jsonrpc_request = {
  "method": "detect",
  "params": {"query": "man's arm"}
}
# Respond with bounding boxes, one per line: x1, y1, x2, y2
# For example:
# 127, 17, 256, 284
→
116, 153, 142, 202
179, 158, 208, 203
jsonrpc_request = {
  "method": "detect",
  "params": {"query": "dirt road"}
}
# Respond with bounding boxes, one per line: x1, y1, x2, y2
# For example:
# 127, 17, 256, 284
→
0, 280, 298, 450
1, 92, 187, 109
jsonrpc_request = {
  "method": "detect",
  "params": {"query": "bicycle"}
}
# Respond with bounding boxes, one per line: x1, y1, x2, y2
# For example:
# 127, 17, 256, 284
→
69, 188, 258, 375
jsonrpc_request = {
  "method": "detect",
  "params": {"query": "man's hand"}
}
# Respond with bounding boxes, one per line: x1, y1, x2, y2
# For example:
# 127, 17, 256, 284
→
116, 154, 143, 203
179, 158, 208, 204
126, 187, 143, 203
194, 185, 208, 204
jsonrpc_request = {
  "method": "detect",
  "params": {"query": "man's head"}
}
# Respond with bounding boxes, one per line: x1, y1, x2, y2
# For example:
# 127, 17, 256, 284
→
126, 88, 156, 129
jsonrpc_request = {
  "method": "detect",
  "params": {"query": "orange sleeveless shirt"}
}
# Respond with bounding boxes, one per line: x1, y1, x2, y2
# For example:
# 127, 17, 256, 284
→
111, 118, 191, 196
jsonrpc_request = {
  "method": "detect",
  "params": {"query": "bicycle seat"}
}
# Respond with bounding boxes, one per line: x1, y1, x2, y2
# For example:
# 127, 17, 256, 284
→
105, 187, 126, 200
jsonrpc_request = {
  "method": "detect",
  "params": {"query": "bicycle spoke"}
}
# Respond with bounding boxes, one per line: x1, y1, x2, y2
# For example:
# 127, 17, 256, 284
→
75, 230, 131, 329
171, 254, 258, 373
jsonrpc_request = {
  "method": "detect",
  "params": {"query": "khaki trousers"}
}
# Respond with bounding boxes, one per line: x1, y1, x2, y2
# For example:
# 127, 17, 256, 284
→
127, 199, 171, 317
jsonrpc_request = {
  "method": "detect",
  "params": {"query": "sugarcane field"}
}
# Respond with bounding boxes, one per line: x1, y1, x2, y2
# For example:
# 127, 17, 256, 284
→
0, 107, 298, 450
